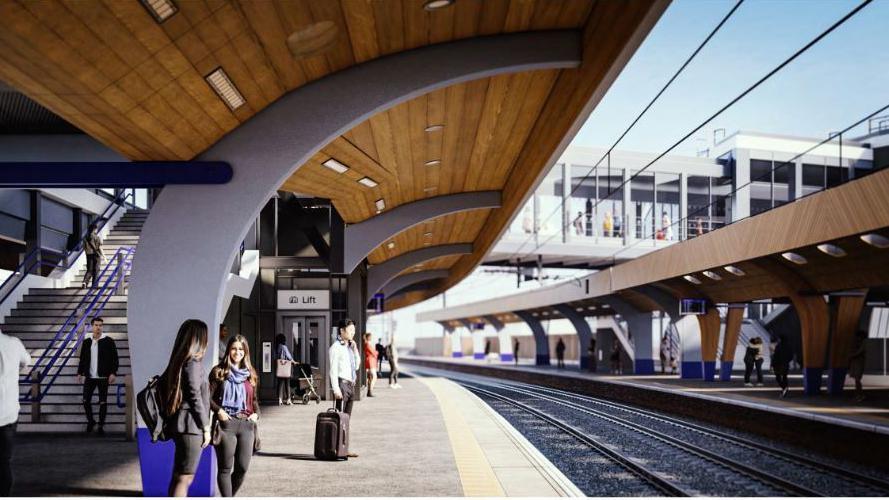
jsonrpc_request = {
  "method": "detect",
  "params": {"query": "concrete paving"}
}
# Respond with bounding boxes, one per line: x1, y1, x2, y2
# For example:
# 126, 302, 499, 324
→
10, 372, 577, 497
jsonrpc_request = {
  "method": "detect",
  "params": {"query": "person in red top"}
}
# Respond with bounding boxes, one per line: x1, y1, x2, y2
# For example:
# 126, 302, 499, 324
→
363, 332, 378, 397
210, 335, 260, 497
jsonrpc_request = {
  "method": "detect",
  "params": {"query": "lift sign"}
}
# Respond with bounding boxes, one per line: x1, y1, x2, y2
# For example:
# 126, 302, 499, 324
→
278, 290, 330, 310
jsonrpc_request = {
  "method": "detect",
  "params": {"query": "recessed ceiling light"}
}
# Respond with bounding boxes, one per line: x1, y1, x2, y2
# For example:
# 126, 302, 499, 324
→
358, 177, 378, 188
424, 232, 433, 238
587, 306, 596, 310
423, 186, 437, 193
375, 199, 385, 212
781, 252, 808, 265
575, 307, 583, 312
532, 312, 539, 317
542, 311, 549, 316
424, 160, 441, 167
861, 233, 889, 249
205, 68, 245, 110
425, 124, 444, 132
423, 0, 454, 11
703, 271, 721, 281
684, 275, 702, 285
140, 0, 177, 23
322, 158, 349, 174
387, 242, 395, 250
816, 243, 846, 257
724, 265, 745, 276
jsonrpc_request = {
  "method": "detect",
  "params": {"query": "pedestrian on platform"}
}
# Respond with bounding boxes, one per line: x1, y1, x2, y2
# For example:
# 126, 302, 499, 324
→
329, 319, 359, 458
744, 337, 764, 387
771, 335, 792, 398
159, 319, 211, 497
275, 334, 295, 405
662, 211, 673, 241
848, 329, 868, 402
695, 217, 704, 237
610, 343, 622, 374
513, 339, 520, 366
363, 332, 378, 397
484, 340, 491, 358
585, 198, 593, 236
603, 210, 614, 238
375, 338, 386, 373
555, 338, 566, 368
573, 211, 584, 235
659, 333, 670, 374
588, 338, 597, 372
81, 222, 104, 289
0, 328, 31, 497
218, 324, 229, 362
76, 317, 119, 435
387, 336, 401, 389
210, 335, 260, 497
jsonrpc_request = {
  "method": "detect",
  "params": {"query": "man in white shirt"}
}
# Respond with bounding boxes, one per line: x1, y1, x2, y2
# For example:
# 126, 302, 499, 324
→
329, 318, 359, 458
0, 328, 31, 496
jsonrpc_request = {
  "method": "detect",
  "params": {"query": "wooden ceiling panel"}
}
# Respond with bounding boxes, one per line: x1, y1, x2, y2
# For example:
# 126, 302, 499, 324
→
0, 0, 665, 311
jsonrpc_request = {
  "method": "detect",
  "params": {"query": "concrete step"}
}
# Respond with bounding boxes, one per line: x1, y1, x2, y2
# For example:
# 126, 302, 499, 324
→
3, 323, 128, 333
27, 364, 132, 377
16, 422, 127, 433
18, 382, 130, 398
22, 342, 130, 354
106, 230, 142, 237
19, 295, 127, 304
3, 315, 128, 325
11, 307, 127, 317
28, 288, 128, 296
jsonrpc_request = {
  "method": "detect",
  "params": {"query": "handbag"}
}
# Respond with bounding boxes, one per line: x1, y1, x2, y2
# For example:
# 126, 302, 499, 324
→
276, 359, 292, 378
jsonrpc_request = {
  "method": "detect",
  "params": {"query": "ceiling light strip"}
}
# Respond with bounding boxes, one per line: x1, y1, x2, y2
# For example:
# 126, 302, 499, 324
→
205, 68, 245, 110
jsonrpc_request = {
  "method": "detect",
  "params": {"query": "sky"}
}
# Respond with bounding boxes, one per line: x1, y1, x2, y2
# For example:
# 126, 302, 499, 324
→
378, 0, 889, 347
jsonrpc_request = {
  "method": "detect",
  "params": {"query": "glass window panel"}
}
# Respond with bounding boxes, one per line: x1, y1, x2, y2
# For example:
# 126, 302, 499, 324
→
750, 159, 772, 182
655, 173, 680, 241
802, 164, 824, 187
826, 166, 846, 187
772, 161, 791, 184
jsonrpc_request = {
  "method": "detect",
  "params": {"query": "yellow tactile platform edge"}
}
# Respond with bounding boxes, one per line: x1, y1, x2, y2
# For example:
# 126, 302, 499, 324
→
420, 377, 506, 497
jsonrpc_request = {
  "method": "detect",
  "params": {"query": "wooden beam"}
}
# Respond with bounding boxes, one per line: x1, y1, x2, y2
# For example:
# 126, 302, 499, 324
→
826, 290, 867, 394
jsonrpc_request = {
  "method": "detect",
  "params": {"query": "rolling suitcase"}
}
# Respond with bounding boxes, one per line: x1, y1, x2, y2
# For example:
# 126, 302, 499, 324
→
314, 407, 350, 460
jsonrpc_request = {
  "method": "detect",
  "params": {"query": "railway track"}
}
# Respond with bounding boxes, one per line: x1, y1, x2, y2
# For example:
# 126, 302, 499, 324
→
409, 367, 889, 497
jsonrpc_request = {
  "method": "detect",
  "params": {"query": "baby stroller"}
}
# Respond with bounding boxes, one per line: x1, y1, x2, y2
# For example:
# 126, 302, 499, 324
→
291, 363, 321, 405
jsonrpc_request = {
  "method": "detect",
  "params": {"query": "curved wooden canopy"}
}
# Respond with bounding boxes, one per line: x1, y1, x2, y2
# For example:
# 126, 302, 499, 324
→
0, 0, 668, 310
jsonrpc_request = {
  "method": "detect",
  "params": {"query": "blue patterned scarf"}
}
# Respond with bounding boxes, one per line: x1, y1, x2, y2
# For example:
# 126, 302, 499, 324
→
221, 366, 250, 415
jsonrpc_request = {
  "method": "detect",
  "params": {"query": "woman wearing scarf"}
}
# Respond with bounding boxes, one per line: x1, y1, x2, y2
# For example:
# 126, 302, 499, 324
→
209, 335, 260, 497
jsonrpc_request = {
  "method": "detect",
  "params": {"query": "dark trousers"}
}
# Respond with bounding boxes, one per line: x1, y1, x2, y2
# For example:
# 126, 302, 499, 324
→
744, 359, 763, 384
84, 254, 100, 288
556, 354, 565, 368
276, 377, 291, 402
215, 418, 255, 497
0, 424, 14, 497
388, 360, 399, 385
335, 379, 354, 415
776, 372, 789, 390
83, 378, 109, 426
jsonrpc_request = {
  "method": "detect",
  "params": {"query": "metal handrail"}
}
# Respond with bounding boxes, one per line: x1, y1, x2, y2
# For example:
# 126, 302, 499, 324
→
0, 191, 133, 309
20, 246, 135, 402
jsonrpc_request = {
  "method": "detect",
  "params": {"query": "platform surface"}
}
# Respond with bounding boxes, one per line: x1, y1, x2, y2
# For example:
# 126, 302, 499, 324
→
403, 355, 889, 435
10, 374, 578, 497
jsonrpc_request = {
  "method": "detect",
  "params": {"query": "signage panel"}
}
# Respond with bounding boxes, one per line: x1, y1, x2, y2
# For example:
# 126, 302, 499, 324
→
278, 289, 330, 310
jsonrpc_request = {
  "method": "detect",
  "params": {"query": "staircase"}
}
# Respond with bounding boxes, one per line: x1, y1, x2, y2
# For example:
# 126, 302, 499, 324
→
9, 209, 147, 433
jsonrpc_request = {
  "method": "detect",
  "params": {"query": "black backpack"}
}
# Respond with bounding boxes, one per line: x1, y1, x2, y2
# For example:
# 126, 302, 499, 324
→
136, 376, 169, 443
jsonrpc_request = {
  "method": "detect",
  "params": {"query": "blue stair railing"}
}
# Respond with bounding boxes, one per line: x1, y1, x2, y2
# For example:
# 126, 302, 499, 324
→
0, 191, 133, 309
20, 245, 135, 403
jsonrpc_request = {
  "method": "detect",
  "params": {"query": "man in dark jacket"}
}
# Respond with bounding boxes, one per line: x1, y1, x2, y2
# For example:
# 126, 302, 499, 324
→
77, 317, 119, 434
771, 335, 792, 398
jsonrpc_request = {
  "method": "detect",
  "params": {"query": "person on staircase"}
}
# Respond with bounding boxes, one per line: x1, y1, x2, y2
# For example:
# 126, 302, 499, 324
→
0, 328, 31, 496
76, 317, 119, 435
81, 222, 104, 289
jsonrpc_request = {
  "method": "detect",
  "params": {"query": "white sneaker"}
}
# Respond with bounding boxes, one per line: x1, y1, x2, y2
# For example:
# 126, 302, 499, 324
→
390, 384, 398, 389
394, 384, 403, 389
755, 383, 764, 387
744, 383, 753, 387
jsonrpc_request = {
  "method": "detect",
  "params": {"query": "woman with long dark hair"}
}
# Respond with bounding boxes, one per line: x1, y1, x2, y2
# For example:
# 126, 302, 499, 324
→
158, 319, 210, 497
210, 335, 260, 497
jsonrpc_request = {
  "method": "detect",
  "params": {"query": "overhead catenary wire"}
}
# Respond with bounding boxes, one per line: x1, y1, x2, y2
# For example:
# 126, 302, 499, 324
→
509, 0, 874, 265
504, 0, 745, 262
